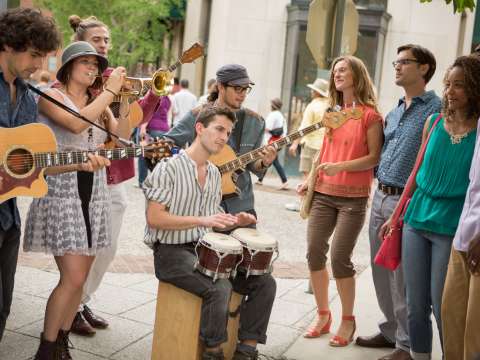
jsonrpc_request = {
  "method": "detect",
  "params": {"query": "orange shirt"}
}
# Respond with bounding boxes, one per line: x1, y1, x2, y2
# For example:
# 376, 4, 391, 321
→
314, 105, 383, 197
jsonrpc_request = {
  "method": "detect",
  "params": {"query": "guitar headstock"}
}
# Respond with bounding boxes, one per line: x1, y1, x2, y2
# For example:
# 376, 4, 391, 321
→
323, 107, 364, 129
180, 43, 204, 64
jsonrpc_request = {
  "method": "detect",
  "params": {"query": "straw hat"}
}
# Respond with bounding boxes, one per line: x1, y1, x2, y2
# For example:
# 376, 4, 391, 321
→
307, 78, 329, 97
271, 97, 282, 110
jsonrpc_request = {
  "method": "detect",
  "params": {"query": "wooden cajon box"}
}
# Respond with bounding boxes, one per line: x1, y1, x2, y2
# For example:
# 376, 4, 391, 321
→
151, 281, 243, 360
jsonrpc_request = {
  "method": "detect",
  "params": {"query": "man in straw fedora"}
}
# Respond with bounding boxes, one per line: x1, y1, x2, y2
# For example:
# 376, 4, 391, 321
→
286, 78, 329, 211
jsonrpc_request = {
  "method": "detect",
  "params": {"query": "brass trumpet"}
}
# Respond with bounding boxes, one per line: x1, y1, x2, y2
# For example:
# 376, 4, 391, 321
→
120, 71, 172, 97
114, 42, 204, 99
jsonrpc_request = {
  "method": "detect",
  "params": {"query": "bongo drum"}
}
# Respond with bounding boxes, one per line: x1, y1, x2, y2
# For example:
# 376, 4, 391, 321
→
194, 233, 243, 282
231, 228, 279, 277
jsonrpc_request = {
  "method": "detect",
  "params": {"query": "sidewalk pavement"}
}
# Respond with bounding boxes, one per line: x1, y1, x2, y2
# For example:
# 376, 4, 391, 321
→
0, 264, 442, 359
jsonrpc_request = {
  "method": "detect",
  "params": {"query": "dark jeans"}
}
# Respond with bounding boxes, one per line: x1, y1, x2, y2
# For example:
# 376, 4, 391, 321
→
0, 226, 21, 341
138, 129, 165, 185
153, 242, 276, 348
258, 157, 287, 183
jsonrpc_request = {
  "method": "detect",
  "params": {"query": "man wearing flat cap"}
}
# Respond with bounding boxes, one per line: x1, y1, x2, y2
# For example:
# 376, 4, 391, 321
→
160, 64, 277, 360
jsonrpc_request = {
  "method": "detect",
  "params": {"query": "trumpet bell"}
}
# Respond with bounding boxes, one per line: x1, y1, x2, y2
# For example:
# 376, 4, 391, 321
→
118, 69, 173, 98
151, 70, 173, 96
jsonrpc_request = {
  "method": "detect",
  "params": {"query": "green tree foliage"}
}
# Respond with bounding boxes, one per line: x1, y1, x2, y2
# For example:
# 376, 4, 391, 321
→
33, 0, 184, 69
419, 0, 475, 13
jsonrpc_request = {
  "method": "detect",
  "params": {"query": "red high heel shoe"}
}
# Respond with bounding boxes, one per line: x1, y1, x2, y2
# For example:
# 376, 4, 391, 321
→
329, 315, 356, 347
303, 310, 331, 338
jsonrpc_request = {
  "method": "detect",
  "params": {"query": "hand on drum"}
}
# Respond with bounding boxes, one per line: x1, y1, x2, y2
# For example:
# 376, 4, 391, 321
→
235, 212, 257, 227
200, 213, 238, 229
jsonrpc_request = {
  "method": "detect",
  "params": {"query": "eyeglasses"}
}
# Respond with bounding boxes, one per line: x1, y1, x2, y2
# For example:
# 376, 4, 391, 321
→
227, 84, 252, 94
392, 59, 419, 67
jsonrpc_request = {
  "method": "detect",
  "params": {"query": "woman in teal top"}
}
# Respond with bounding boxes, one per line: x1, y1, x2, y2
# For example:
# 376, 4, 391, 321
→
401, 56, 480, 360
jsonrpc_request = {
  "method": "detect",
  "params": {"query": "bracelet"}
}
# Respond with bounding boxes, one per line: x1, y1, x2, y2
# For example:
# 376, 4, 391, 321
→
104, 88, 117, 97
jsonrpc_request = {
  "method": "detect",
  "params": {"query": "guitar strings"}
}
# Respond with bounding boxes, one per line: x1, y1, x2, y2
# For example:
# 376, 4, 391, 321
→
5, 145, 166, 166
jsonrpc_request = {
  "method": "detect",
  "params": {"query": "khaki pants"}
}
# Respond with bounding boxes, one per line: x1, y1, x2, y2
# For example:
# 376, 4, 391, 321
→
442, 248, 480, 360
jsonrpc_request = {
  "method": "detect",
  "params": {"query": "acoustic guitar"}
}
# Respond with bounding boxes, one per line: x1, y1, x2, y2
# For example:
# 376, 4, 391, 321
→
0, 123, 173, 204
210, 107, 363, 196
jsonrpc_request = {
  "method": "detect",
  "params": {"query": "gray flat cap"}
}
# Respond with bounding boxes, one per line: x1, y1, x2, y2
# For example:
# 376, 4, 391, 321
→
216, 64, 254, 86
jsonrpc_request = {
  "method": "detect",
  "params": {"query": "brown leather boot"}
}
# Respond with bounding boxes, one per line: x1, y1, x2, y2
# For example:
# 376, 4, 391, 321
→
34, 333, 59, 360
56, 330, 72, 360
70, 312, 95, 336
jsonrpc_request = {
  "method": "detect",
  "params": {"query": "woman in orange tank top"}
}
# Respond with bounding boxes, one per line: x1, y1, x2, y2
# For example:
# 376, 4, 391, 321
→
298, 56, 384, 347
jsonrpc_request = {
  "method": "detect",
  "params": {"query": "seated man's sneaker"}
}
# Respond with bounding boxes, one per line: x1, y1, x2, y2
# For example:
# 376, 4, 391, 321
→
202, 349, 224, 360
232, 349, 259, 360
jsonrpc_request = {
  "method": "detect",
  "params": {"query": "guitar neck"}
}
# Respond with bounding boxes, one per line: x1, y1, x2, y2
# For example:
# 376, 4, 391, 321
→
218, 121, 324, 174
34, 146, 147, 169
167, 60, 182, 73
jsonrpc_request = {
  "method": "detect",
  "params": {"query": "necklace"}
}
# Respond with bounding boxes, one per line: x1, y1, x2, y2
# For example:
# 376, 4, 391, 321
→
449, 132, 469, 144
445, 123, 470, 144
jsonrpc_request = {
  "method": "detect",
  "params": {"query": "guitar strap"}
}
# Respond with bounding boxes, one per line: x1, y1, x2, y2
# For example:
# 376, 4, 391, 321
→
27, 84, 133, 146
233, 109, 246, 153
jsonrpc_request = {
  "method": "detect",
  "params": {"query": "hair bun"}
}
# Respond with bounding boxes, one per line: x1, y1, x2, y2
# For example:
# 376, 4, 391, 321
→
68, 15, 82, 32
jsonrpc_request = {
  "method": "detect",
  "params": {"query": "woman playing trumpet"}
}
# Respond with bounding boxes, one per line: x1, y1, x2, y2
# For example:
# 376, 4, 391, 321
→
23, 41, 128, 359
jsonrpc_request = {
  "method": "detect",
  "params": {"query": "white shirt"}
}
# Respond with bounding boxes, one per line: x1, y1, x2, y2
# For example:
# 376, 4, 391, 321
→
264, 110, 285, 143
197, 93, 209, 106
172, 89, 197, 125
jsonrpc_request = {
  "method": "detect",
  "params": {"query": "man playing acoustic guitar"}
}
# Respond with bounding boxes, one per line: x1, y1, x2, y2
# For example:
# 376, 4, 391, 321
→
0, 8, 110, 343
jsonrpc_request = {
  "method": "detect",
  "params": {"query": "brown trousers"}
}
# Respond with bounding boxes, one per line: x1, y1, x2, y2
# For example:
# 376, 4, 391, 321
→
306, 192, 368, 278
442, 248, 480, 360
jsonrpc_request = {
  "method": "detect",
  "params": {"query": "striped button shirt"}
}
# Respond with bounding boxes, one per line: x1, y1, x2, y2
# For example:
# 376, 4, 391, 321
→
143, 150, 224, 247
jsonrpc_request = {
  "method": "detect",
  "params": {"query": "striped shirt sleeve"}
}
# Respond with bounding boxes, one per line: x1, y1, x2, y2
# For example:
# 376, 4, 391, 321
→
143, 158, 175, 207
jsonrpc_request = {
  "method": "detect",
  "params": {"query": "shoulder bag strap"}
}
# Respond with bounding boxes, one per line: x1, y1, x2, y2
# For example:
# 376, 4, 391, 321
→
391, 112, 442, 222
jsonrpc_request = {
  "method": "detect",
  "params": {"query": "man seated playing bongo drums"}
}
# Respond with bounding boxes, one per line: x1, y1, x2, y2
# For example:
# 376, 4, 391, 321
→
143, 106, 276, 360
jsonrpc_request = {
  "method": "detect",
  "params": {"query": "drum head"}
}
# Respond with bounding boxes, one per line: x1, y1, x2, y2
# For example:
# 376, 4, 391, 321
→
231, 228, 277, 251
201, 232, 242, 253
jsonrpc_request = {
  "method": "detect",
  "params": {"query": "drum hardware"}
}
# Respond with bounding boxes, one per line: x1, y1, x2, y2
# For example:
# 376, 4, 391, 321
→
194, 233, 243, 282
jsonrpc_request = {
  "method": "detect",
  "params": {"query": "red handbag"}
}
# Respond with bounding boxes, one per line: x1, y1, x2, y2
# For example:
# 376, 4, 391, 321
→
374, 113, 442, 271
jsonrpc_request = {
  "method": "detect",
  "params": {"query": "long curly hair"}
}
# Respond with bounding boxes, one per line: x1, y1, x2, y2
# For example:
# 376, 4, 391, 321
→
328, 55, 378, 112
442, 55, 480, 121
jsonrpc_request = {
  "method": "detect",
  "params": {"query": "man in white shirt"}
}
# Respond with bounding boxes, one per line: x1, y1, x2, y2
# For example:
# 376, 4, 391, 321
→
256, 98, 288, 189
172, 79, 197, 126
198, 78, 216, 106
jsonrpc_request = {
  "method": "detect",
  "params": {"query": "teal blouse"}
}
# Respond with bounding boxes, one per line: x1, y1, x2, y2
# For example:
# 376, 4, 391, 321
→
404, 116, 476, 236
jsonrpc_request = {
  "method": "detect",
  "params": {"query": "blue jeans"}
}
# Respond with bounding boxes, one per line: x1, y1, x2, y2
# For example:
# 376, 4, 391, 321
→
258, 157, 287, 183
138, 129, 165, 186
402, 224, 453, 359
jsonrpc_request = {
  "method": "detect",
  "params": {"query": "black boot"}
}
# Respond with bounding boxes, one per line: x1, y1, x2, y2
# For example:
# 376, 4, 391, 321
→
34, 333, 59, 360
56, 330, 73, 360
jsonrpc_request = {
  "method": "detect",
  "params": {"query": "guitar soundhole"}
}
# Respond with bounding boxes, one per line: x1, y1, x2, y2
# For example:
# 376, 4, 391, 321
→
6, 148, 34, 176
